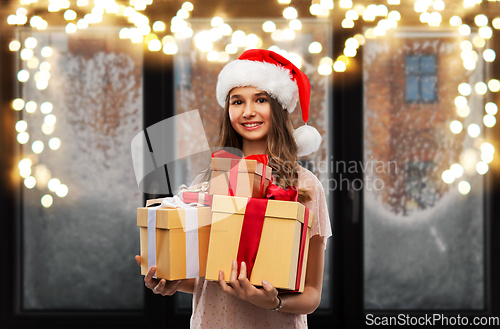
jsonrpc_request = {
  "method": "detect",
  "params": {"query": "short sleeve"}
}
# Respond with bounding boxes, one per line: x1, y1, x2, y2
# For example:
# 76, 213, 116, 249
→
297, 167, 332, 250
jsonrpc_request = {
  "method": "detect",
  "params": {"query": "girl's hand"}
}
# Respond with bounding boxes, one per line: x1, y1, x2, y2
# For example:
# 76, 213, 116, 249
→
135, 255, 185, 296
218, 260, 280, 310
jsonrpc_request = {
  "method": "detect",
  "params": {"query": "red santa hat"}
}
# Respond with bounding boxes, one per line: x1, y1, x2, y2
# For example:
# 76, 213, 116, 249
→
216, 49, 322, 157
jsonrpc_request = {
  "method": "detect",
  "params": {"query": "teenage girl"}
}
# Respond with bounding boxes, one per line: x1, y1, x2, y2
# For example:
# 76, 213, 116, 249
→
135, 49, 332, 328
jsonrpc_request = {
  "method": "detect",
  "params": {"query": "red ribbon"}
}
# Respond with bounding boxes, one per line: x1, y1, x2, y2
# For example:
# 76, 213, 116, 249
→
211, 150, 270, 198
236, 198, 268, 276
266, 184, 298, 202
237, 183, 309, 290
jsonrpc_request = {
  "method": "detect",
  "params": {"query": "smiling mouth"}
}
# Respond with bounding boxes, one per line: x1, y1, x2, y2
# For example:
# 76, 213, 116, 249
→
242, 122, 263, 128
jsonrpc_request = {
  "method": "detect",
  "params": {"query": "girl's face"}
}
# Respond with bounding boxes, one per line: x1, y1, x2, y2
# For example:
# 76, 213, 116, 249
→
228, 86, 271, 145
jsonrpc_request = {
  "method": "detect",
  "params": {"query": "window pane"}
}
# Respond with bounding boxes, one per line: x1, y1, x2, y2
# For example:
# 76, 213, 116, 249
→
19, 29, 144, 310
421, 75, 437, 102
406, 56, 420, 74
406, 76, 420, 102
421, 55, 436, 73
364, 33, 485, 310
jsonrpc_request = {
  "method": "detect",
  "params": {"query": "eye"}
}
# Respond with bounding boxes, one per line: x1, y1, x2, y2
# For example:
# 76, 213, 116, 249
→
257, 98, 268, 103
231, 100, 243, 105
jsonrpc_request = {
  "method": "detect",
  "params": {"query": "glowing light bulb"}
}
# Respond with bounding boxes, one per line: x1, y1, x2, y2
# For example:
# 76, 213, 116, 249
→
48, 178, 61, 192
40, 102, 53, 114
163, 43, 178, 55
488, 79, 500, 92
225, 44, 238, 54
56, 184, 69, 197
483, 49, 496, 62
148, 39, 161, 51
442, 170, 455, 184
26, 101, 37, 113
475, 82, 488, 95
479, 26, 493, 39
459, 24, 471, 36
263, 21, 276, 33
211, 16, 223, 27
18, 158, 32, 170
152, 21, 165, 32
309, 42, 322, 54
21, 48, 34, 60
9, 40, 21, 51
283, 7, 298, 19
485, 102, 498, 115
458, 83, 471, 96
289, 19, 302, 30
455, 96, 467, 108
41, 46, 53, 57
16, 120, 28, 133
457, 105, 470, 118
450, 16, 462, 26
451, 163, 464, 178
13, 98, 25, 110
24, 37, 37, 48
17, 132, 29, 144
64, 9, 77, 20
24, 176, 36, 189
475, 14, 488, 27
318, 64, 332, 75
458, 181, 471, 195
467, 124, 481, 138
476, 162, 489, 175
333, 61, 347, 72
32, 141, 44, 154
450, 120, 463, 134
41, 194, 53, 208
484, 115, 496, 128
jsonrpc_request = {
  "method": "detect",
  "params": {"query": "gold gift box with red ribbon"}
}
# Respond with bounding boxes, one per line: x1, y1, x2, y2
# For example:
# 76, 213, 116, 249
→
209, 150, 273, 198
205, 190, 313, 292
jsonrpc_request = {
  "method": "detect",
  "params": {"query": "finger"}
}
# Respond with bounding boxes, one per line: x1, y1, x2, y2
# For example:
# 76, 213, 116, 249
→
261, 280, 278, 298
229, 260, 244, 294
237, 261, 254, 292
135, 255, 141, 266
144, 266, 160, 288
145, 266, 156, 282
152, 279, 165, 294
218, 270, 235, 295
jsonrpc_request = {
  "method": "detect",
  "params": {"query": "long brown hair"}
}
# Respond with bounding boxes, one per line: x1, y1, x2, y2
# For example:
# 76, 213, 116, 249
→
215, 91, 311, 203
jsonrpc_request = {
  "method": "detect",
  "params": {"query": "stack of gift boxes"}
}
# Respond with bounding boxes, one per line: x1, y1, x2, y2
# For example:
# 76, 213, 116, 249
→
137, 150, 313, 292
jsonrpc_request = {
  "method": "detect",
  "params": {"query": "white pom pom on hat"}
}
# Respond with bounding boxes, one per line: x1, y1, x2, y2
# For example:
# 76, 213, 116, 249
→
216, 49, 322, 157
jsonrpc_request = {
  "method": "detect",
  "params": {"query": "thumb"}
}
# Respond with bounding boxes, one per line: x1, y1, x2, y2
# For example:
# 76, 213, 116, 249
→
261, 280, 277, 297
135, 255, 141, 266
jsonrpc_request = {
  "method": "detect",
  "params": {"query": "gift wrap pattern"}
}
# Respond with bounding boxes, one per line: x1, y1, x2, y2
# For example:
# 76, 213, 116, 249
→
205, 195, 313, 292
137, 200, 211, 280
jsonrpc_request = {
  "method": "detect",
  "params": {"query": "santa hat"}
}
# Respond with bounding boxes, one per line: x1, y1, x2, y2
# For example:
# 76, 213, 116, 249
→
216, 49, 322, 157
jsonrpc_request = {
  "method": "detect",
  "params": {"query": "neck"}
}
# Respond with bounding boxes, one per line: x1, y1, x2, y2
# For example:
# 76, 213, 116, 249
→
242, 139, 267, 156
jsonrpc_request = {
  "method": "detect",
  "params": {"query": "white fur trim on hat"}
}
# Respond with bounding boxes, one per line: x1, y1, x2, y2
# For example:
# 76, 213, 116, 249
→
216, 59, 299, 113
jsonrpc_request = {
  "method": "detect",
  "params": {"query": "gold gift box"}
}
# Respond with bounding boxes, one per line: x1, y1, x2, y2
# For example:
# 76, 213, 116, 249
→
137, 205, 211, 280
209, 157, 272, 198
205, 195, 312, 292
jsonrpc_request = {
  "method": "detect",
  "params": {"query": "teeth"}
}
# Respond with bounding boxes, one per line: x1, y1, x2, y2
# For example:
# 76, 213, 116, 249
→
243, 123, 262, 127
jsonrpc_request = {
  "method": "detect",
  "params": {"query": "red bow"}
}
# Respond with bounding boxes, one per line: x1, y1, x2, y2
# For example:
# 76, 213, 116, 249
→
265, 184, 298, 202
211, 150, 269, 165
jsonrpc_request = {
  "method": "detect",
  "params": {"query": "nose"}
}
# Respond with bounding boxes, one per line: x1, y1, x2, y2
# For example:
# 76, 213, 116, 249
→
243, 102, 255, 118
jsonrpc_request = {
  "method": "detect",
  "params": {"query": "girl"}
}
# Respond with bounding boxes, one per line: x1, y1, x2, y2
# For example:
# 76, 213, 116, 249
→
136, 49, 332, 328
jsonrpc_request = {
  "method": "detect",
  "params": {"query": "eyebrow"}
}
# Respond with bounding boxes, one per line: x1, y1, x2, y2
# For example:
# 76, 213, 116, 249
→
230, 92, 268, 100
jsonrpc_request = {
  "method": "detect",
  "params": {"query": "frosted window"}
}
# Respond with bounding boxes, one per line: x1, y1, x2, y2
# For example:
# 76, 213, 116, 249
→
364, 32, 485, 310
18, 29, 144, 310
